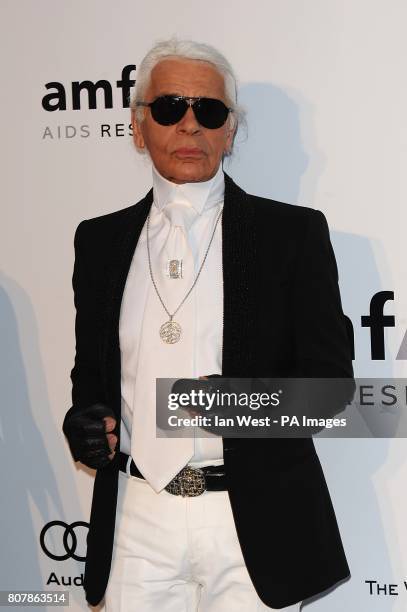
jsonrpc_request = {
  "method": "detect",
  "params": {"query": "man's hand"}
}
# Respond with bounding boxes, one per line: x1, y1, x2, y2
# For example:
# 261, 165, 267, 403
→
62, 403, 118, 469
187, 374, 224, 416
187, 376, 209, 416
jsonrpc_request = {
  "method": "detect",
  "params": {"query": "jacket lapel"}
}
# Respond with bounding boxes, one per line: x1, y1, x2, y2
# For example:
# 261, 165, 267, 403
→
101, 189, 153, 406
222, 173, 258, 376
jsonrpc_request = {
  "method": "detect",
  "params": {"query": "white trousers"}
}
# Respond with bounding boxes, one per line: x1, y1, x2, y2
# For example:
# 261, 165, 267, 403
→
103, 470, 301, 612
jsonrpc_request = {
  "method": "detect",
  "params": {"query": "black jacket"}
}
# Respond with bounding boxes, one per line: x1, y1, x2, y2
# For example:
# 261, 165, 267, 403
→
63, 173, 354, 609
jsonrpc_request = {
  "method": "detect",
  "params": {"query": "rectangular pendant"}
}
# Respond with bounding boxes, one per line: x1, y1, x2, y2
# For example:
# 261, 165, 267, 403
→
167, 259, 183, 278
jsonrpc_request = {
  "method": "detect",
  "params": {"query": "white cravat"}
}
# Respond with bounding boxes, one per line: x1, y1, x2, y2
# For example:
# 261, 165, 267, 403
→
120, 164, 225, 493
160, 200, 197, 280
130, 197, 198, 491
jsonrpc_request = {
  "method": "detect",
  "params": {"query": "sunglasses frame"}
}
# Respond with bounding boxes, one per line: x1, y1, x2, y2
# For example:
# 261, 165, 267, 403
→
135, 95, 234, 129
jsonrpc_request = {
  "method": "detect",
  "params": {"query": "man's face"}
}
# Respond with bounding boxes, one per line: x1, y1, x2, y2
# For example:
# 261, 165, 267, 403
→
132, 58, 235, 184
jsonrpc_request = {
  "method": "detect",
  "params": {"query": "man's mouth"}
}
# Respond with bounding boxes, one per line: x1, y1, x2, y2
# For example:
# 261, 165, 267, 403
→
173, 148, 205, 158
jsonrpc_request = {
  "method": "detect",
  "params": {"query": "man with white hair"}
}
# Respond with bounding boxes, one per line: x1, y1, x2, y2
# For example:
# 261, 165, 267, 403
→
63, 38, 353, 611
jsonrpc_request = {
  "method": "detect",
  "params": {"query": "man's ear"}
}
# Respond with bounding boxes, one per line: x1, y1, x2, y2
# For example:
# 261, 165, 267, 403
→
224, 121, 237, 155
131, 109, 145, 150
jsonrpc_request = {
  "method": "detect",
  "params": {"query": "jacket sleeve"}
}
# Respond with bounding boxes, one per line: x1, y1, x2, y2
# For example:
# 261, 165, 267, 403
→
290, 209, 354, 379
66, 220, 104, 418
286, 209, 356, 426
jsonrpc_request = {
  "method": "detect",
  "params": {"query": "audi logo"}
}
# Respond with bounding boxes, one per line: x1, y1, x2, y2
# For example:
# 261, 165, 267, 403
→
40, 521, 89, 561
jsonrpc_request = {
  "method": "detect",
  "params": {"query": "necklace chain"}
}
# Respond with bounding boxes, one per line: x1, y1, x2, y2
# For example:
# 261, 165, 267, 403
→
146, 205, 223, 321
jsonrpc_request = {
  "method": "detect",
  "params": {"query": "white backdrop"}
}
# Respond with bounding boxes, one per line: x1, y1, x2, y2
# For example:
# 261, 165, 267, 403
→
1, 1, 406, 610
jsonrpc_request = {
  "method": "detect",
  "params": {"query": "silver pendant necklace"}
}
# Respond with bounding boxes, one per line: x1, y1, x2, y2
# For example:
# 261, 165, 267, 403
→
146, 206, 223, 344
168, 259, 183, 279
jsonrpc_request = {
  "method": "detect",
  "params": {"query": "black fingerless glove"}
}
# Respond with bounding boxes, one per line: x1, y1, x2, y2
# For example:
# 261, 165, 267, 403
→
62, 402, 117, 469
171, 375, 230, 413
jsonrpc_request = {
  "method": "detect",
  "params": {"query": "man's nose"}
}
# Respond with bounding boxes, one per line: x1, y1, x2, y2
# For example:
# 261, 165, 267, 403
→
176, 105, 201, 133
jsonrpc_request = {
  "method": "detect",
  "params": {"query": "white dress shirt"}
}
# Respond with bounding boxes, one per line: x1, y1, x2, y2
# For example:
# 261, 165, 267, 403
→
119, 163, 225, 475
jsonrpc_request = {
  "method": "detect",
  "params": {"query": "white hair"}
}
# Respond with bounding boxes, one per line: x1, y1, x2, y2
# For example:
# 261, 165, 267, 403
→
130, 37, 246, 156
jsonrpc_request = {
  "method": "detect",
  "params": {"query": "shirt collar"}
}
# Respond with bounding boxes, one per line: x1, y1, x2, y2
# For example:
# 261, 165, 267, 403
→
152, 163, 225, 215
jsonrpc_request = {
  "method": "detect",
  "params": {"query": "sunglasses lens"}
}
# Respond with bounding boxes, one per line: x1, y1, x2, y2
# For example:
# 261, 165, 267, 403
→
150, 96, 187, 125
195, 98, 230, 129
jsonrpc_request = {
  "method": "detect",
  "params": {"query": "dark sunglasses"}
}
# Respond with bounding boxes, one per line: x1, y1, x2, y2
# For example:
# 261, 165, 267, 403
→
136, 95, 233, 129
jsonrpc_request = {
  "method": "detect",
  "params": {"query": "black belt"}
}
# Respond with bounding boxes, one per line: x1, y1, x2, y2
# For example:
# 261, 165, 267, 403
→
119, 451, 227, 496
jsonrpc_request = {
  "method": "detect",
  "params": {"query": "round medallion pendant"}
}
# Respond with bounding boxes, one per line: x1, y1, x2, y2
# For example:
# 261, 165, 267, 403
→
160, 320, 182, 344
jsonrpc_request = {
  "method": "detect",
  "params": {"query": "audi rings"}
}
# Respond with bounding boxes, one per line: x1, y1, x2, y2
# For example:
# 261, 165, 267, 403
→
40, 521, 88, 561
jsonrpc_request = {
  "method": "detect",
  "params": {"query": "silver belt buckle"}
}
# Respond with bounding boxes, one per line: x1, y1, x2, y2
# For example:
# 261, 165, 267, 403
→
165, 466, 206, 497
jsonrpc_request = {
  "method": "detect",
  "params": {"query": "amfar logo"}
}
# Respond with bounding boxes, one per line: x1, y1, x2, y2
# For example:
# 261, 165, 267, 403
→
354, 291, 405, 360
41, 65, 136, 139
41, 65, 136, 111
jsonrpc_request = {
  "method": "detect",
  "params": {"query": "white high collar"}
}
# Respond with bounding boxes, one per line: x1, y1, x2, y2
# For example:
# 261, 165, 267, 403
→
152, 163, 225, 215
